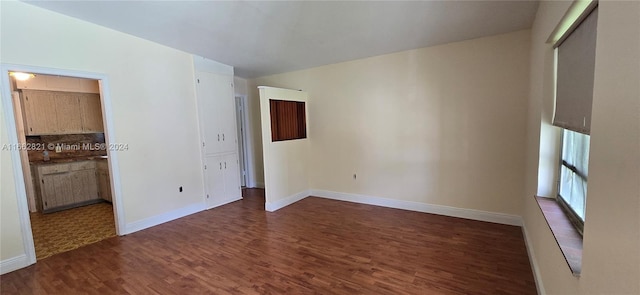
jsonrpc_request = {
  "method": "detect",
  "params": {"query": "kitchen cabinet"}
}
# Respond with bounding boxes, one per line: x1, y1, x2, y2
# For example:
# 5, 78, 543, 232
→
21, 90, 58, 135
79, 93, 104, 133
32, 160, 102, 213
204, 153, 241, 208
21, 90, 103, 135
96, 159, 112, 202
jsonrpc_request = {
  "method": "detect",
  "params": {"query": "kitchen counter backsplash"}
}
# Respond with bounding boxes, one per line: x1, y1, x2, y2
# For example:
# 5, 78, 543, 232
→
27, 133, 108, 162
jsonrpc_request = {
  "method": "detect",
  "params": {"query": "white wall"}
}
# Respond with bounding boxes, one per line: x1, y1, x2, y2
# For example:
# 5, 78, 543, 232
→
250, 30, 531, 216
234, 76, 248, 97
0, 99, 26, 262
258, 87, 310, 210
0, 1, 220, 265
523, 1, 640, 294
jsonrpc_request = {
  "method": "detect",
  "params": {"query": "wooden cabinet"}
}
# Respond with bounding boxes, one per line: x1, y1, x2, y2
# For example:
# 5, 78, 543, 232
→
32, 160, 102, 213
79, 93, 104, 133
21, 90, 58, 135
96, 159, 112, 202
204, 153, 241, 208
21, 90, 103, 135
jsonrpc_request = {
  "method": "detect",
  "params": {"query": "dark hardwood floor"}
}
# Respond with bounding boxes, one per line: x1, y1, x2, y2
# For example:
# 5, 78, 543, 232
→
1, 189, 537, 294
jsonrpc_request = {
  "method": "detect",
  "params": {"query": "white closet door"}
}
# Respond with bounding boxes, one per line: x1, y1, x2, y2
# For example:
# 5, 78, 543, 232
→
204, 156, 225, 208
196, 71, 229, 155
218, 76, 238, 153
223, 153, 242, 202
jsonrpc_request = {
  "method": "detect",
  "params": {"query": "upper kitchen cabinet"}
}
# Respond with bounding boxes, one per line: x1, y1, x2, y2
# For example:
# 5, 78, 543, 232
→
79, 93, 104, 133
20, 90, 58, 135
17, 74, 103, 135
20, 90, 103, 135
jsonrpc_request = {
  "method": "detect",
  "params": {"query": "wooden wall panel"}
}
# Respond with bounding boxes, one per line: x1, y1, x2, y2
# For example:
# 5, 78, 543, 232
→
269, 100, 306, 141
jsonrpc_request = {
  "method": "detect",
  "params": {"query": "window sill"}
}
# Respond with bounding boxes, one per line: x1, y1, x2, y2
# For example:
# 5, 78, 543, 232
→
535, 196, 583, 275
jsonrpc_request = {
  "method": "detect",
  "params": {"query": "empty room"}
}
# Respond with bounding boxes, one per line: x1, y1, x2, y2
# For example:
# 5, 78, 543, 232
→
0, 1, 638, 294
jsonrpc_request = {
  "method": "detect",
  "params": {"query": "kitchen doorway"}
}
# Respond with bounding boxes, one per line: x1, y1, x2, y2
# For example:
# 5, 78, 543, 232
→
0, 64, 125, 264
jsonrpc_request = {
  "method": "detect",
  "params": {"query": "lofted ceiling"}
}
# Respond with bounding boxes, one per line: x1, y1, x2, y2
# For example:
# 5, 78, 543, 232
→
24, 1, 539, 78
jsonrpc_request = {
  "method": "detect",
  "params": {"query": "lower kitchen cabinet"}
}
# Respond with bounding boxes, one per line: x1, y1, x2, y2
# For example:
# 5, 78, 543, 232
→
32, 160, 103, 213
96, 159, 112, 202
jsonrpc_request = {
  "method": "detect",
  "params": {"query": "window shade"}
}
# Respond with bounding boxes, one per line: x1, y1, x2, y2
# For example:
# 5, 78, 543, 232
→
553, 7, 598, 135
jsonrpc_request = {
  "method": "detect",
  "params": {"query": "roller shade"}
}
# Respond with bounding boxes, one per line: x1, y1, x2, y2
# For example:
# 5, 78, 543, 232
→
553, 7, 598, 135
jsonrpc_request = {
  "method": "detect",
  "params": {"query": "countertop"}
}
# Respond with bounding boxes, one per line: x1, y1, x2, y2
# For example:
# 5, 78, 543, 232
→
30, 156, 108, 165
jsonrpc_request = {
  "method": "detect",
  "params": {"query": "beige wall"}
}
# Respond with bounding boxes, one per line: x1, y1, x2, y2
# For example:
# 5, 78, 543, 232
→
524, 1, 640, 294
250, 30, 531, 215
1, 1, 210, 262
258, 87, 310, 208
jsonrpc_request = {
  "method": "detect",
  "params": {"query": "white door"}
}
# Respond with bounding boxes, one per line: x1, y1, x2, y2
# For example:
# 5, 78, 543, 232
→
218, 78, 237, 153
204, 156, 225, 208
223, 153, 242, 202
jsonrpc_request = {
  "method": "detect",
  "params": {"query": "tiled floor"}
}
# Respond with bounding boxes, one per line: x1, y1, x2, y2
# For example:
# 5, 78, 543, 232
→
535, 196, 583, 274
29, 202, 116, 259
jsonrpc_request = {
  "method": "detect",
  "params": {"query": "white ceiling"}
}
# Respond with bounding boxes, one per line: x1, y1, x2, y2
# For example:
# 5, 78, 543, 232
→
24, 1, 539, 78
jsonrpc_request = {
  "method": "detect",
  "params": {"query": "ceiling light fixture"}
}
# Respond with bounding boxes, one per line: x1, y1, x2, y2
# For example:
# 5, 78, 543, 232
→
9, 72, 36, 81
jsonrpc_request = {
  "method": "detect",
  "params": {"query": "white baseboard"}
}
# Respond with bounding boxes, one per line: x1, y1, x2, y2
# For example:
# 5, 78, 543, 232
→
0, 254, 31, 275
123, 202, 207, 235
207, 197, 242, 210
265, 190, 311, 212
522, 224, 545, 295
310, 189, 523, 226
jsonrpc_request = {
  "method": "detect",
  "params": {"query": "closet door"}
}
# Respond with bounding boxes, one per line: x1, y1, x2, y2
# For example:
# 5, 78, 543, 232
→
217, 76, 237, 153
204, 156, 226, 208
223, 153, 241, 203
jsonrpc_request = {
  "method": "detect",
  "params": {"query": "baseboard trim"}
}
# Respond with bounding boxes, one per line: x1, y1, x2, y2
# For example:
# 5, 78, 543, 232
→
207, 197, 243, 210
123, 202, 207, 235
310, 189, 523, 226
0, 254, 31, 275
265, 190, 311, 212
522, 224, 546, 295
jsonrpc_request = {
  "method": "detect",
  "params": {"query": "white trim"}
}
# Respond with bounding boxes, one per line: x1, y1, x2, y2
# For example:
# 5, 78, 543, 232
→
1, 64, 127, 252
207, 196, 243, 210
123, 202, 206, 235
257, 85, 301, 91
0, 254, 29, 275
235, 95, 255, 188
310, 189, 523, 226
522, 224, 546, 295
265, 190, 311, 212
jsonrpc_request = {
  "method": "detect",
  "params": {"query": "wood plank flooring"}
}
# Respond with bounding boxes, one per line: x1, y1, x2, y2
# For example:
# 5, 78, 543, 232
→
1, 189, 537, 294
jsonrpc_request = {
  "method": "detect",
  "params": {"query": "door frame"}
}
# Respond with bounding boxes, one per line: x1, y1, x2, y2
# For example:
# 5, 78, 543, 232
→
0, 63, 126, 267
235, 95, 253, 188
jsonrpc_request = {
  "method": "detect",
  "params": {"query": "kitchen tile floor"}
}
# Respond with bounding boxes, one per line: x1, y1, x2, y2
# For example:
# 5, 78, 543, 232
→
29, 202, 116, 259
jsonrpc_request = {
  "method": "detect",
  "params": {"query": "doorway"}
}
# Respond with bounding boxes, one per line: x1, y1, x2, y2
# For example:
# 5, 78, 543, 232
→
235, 95, 250, 188
0, 64, 125, 265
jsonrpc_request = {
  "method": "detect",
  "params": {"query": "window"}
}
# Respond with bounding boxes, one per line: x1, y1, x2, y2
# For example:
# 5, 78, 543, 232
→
552, 3, 597, 234
269, 99, 306, 141
558, 129, 590, 233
